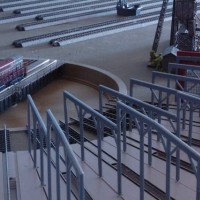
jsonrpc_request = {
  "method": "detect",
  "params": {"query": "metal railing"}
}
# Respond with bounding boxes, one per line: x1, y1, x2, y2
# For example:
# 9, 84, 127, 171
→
62, 91, 122, 194
168, 63, 200, 79
152, 71, 200, 95
27, 94, 47, 186
3, 125, 11, 200
99, 84, 177, 138
129, 78, 178, 111
46, 109, 84, 200
177, 91, 200, 146
27, 94, 84, 200
116, 101, 200, 200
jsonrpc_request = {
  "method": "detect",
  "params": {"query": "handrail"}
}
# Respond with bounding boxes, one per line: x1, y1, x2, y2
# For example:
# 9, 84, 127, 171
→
152, 71, 200, 95
129, 78, 178, 111
177, 91, 200, 146
27, 94, 85, 200
46, 109, 84, 200
27, 94, 47, 186
4, 124, 11, 200
116, 101, 200, 200
99, 84, 177, 142
63, 91, 122, 194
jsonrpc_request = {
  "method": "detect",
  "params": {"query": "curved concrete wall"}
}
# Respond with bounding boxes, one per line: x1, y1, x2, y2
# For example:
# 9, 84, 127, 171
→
61, 62, 127, 95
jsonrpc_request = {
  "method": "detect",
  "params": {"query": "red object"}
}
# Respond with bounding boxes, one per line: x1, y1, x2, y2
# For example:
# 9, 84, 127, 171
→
176, 51, 200, 90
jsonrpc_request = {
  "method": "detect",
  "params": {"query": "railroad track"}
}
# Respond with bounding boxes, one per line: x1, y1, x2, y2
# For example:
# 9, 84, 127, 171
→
1, 0, 187, 48
13, 6, 173, 48
16, 0, 165, 31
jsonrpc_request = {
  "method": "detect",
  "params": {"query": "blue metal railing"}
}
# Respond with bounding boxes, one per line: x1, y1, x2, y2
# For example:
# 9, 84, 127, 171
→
46, 109, 84, 200
177, 91, 200, 146
99, 84, 177, 139
152, 71, 200, 95
129, 78, 178, 111
116, 101, 200, 200
27, 95, 84, 200
4, 125, 10, 200
62, 91, 122, 194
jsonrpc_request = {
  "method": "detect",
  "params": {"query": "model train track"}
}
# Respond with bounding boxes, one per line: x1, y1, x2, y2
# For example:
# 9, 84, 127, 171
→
13, 7, 172, 48
0, 0, 158, 24
35, 0, 159, 20
13, 0, 112, 14
0, 0, 85, 12
16, 0, 165, 31
0, 0, 112, 24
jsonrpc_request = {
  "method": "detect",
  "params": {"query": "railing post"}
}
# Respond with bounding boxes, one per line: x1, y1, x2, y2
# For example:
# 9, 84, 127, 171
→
139, 121, 144, 200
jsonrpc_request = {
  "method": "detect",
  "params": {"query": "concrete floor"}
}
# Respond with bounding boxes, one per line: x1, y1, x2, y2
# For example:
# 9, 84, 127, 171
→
0, 2, 173, 128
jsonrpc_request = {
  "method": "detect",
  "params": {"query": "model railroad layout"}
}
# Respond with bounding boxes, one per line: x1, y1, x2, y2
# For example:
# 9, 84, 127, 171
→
0, 55, 60, 113
0, 0, 176, 48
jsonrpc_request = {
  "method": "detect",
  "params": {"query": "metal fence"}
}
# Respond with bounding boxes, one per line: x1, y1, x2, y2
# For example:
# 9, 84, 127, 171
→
27, 94, 84, 200
62, 91, 122, 194
116, 101, 200, 200
99, 84, 177, 139
129, 78, 178, 111
152, 71, 200, 95
177, 91, 200, 146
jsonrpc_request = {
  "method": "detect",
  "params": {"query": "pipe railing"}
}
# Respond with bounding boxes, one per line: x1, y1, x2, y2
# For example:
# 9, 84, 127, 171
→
62, 91, 122, 194
152, 71, 200, 95
177, 91, 200, 146
116, 101, 200, 200
27, 94, 47, 186
46, 109, 84, 200
99, 84, 177, 139
27, 95, 85, 200
168, 63, 200, 79
99, 85, 181, 181
4, 125, 11, 200
130, 78, 178, 111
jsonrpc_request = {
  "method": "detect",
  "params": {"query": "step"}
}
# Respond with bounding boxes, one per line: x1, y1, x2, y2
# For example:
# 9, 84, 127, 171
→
0, 152, 5, 199
16, 151, 47, 200
71, 143, 155, 200
101, 136, 197, 200
35, 149, 77, 200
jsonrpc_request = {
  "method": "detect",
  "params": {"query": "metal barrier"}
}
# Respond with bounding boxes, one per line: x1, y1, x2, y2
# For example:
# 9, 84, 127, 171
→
62, 91, 122, 194
152, 71, 200, 95
27, 94, 47, 186
99, 84, 177, 137
177, 91, 200, 146
27, 95, 84, 200
168, 63, 200, 79
3, 125, 11, 200
129, 78, 178, 111
46, 109, 84, 200
116, 101, 200, 200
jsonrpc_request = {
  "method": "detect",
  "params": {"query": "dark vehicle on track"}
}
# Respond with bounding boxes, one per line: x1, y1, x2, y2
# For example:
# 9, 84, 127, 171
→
116, 0, 142, 16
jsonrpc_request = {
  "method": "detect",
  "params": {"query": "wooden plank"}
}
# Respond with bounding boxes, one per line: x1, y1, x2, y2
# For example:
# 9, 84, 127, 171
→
35, 149, 77, 200
71, 143, 155, 200
16, 151, 47, 200
100, 136, 197, 200
0, 152, 5, 199
45, 146, 121, 200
